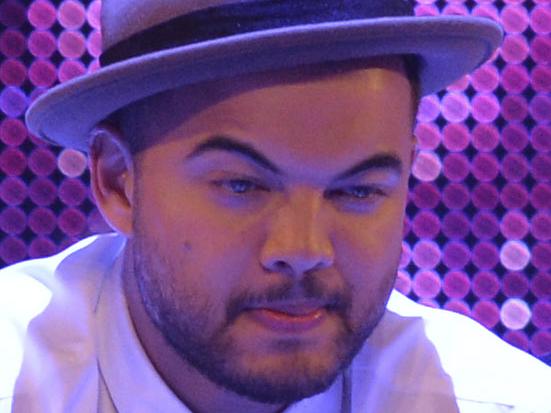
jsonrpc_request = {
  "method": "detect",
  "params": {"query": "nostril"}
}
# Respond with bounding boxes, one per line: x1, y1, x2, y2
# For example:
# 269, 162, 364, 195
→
274, 260, 290, 271
262, 259, 294, 275
264, 256, 332, 277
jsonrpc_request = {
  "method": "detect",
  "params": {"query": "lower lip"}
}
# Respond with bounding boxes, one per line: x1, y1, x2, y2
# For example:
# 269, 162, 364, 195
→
246, 308, 327, 333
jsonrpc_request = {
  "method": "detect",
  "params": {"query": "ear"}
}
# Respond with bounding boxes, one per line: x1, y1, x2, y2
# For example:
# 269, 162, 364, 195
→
89, 123, 134, 237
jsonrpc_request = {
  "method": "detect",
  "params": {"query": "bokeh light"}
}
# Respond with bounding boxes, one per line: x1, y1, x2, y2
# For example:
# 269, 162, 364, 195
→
500, 298, 531, 330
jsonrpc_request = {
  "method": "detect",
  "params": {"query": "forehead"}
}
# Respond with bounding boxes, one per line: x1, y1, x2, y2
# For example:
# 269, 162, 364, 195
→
115, 55, 411, 153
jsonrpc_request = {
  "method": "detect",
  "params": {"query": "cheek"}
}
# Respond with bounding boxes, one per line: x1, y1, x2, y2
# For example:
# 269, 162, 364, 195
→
335, 193, 406, 263
134, 183, 264, 299
333, 199, 406, 308
335, 230, 401, 334
335, 222, 402, 293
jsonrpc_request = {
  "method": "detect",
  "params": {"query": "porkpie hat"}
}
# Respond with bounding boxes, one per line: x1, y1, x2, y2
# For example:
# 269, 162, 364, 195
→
25, 0, 502, 152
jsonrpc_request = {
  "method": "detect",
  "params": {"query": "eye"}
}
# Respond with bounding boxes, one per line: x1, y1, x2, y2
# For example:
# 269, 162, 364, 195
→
214, 178, 268, 194
326, 185, 387, 201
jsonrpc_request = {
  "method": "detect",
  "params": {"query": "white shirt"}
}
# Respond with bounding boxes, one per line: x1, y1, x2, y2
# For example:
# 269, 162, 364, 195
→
1, 234, 550, 413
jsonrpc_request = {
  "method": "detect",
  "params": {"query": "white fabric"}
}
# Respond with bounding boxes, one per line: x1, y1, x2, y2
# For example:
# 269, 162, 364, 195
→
0, 234, 550, 413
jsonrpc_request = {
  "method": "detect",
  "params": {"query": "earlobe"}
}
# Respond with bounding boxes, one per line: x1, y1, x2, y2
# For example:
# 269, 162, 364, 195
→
89, 124, 135, 237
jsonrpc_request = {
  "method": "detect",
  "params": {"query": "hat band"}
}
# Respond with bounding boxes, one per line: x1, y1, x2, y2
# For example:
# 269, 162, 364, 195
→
100, 0, 414, 66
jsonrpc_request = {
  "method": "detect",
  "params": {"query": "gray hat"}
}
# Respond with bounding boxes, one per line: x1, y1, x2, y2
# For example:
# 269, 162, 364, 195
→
25, 0, 503, 152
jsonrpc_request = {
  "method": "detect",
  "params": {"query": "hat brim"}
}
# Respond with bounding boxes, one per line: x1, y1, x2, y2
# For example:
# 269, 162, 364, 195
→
26, 16, 502, 152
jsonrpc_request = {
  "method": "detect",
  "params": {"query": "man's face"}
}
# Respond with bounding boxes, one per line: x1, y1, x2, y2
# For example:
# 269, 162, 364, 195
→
125, 58, 414, 404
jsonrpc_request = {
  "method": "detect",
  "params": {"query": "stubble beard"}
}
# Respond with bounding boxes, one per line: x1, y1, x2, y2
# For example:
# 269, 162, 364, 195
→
130, 220, 398, 405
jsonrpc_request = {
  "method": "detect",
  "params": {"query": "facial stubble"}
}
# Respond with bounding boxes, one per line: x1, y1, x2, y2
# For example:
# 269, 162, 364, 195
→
128, 208, 399, 405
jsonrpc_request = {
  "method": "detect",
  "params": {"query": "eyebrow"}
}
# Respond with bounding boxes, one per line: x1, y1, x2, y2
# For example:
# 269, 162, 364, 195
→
335, 152, 403, 180
186, 135, 403, 179
187, 136, 280, 173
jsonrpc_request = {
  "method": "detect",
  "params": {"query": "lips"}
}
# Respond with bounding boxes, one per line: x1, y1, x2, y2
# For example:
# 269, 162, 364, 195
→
244, 302, 329, 333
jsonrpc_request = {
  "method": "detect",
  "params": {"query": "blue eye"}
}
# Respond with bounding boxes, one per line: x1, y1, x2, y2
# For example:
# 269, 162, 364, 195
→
327, 185, 386, 201
215, 179, 267, 194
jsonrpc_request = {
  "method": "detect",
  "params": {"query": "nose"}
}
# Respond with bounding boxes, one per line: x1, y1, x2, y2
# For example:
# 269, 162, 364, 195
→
260, 188, 335, 276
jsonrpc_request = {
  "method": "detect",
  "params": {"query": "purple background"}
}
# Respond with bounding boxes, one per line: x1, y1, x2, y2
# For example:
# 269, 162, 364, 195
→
1, 0, 550, 365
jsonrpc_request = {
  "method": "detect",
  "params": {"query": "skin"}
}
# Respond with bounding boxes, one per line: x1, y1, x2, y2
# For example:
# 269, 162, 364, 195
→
90, 56, 416, 413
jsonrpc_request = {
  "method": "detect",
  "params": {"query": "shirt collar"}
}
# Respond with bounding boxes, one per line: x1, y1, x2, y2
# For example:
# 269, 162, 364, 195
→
95, 252, 191, 412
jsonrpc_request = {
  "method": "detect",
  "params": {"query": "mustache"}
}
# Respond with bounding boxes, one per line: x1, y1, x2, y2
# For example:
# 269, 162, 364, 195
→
225, 275, 351, 324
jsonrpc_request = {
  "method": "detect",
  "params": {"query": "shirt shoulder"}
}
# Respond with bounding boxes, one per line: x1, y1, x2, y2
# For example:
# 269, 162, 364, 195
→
385, 291, 551, 411
0, 233, 125, 328
0, 233, 125, 411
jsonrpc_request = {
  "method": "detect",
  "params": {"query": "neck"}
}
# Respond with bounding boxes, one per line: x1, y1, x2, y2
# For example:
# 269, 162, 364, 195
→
121, 249, 286, 413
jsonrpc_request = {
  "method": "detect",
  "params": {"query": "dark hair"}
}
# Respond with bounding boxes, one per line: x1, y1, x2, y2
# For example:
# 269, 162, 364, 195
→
402, 54, 421, 123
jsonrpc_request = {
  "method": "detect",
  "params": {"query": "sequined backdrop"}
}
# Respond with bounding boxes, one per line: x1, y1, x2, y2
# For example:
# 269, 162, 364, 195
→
0, 0, 550, 364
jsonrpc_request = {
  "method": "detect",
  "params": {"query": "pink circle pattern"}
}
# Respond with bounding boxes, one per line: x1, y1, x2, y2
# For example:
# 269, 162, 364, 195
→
0, 0, 550, 365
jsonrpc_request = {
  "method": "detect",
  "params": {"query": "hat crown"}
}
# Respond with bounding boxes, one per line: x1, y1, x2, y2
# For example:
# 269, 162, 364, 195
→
101, 0, 254, 50
100, 0, 416, 53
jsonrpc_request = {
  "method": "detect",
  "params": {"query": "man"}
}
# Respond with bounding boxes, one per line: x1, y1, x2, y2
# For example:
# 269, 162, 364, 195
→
1, 0, 550, 412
